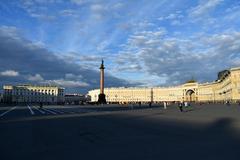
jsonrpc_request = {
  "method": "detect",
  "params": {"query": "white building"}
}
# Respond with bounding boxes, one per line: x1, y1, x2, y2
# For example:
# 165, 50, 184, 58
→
88, 67, 240, 104
3, 84, 64, 104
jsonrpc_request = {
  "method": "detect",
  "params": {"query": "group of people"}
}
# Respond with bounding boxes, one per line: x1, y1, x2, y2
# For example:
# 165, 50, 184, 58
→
161, 101, 190, 112
178, 101, 191, 112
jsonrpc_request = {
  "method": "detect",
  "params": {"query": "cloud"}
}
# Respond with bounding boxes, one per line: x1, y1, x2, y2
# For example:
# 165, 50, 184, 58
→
112, 3, 124, 9
23, 0, 63, 4
0, 26, 19, 40
165, 13, 179, 20
59, 9, 78, 17
117, 27, 240, 86
70, 0, 87, 5
224, 5, 240, 21
44, 79, 89, 87
27, 74, 44, 81
157, 11, 184, 25
90, 4, 106, 12
89, 3, 109, 20
189, 0, 223, 17
116, 64, 142, 72
0, 26, 133, 93
20, 0, 60, 21
0, 70, 19, 77
30, 13, 56, 21
88, 2, 125, 20
2, 0, 239, 90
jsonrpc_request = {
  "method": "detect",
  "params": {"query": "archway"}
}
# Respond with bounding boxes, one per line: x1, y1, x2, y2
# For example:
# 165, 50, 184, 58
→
186, 89, 195, 102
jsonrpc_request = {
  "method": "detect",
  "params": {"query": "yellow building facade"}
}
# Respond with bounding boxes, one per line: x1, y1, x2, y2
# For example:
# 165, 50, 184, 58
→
3, 85, 64, 104
88, 67, 240, 103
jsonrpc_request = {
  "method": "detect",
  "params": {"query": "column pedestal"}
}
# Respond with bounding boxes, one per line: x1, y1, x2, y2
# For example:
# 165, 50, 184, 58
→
98, 93, 106, 104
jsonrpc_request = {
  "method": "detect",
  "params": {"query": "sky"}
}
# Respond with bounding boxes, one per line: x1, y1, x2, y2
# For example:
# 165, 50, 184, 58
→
0, 0, 240, 94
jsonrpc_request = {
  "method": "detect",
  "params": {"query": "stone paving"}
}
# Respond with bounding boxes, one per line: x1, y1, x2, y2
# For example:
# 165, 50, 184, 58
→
1, 104, 240, 160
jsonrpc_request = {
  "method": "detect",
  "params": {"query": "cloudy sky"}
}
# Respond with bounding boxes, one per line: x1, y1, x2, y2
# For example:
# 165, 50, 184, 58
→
0, 0, 240, 93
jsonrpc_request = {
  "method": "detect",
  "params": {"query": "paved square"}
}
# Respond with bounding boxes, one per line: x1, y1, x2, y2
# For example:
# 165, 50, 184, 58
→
1, 104, 240, 160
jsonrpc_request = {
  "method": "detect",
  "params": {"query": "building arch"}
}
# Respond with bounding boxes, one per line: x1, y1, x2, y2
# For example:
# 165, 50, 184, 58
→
185, 89, 195, 102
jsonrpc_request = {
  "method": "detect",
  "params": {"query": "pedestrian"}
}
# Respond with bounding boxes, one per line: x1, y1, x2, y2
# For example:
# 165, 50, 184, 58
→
163, 101, 167, 109
39, 102, 43, 109
226, 101, 230, 106
178, 102, 183, 112
149, 102, 152, 107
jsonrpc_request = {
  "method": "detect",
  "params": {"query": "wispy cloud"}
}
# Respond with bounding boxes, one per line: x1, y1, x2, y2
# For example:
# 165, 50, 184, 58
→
0, 70, 19, 77
44, 79, 89, 87
189, 0, 223, 17
116, 27, 240, 85
27, 74, 44, 81
0, 0, 240, 91
0, 25, 133, 93
70, 0, 87, 5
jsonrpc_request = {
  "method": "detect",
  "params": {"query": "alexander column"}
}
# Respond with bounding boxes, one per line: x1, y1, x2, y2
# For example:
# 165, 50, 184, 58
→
98, 59, 107, 104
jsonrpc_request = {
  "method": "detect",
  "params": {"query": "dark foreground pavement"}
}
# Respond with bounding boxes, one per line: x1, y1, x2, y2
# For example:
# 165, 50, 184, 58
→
1, 104, 240, 160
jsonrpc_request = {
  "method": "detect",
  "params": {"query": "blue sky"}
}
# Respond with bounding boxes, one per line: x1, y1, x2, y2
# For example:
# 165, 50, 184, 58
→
0, 0, 240, 93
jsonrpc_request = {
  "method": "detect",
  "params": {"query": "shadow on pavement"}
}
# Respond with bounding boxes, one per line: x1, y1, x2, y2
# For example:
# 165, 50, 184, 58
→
80, 104, 161, 112
0, 113, 240, 160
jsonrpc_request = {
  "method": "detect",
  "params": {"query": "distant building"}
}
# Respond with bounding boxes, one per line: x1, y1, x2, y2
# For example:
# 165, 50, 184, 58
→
64, 94, 87, 105
88, 67, 240, 104
3, 84, 64, 104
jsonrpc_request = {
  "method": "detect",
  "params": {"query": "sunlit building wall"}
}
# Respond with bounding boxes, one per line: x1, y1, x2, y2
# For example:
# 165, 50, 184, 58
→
88, 67, 240, 103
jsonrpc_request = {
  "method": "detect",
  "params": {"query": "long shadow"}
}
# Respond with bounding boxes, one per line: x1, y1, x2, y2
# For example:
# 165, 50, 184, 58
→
79, 104, 161, 112
0, 113, 240, 160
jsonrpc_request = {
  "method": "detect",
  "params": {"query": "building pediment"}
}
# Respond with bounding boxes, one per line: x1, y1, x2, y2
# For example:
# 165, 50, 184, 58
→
183, 82, 198, 87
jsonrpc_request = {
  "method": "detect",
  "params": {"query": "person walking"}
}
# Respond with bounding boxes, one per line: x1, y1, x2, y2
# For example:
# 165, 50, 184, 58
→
149, 102, 152, 107
178, 102, 183, 112
39, 102, 43, 109
184, 101, 188, 107
163, 101, 167, 109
